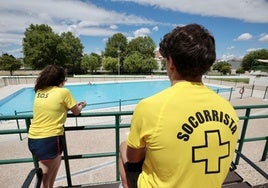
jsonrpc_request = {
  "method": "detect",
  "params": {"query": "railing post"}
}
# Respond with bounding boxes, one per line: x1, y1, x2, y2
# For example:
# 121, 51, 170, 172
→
235, 108, 251, 165
115, 114, 120, 181
25, 118, 31, 132
239, 86, 245, 99
250, 84, 254, 97
119, 99, 122, 122
14, 110, 22, 141
62, 132, 72, 187
228, 88, 233, 101
264, 86, 268, 99
261, 137, 268, 161
119, 99, 122, 112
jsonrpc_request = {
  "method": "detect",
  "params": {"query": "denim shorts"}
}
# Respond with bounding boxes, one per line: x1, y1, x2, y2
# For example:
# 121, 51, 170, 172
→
28, 135, 64, 161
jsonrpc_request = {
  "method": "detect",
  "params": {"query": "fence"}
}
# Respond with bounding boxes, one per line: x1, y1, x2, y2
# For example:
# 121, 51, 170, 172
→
0, 104, 267, 187
0, 75, 164, 87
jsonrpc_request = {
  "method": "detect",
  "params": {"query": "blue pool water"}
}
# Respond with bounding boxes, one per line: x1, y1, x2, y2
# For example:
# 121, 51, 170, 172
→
0, 80, 230, 115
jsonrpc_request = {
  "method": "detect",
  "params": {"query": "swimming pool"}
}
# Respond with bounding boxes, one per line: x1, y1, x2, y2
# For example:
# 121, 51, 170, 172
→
0, 80, 231, 115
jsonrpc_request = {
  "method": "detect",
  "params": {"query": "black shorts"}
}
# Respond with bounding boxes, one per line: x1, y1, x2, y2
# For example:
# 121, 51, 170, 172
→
124, 160, 144, 188
28, 135, 64, 161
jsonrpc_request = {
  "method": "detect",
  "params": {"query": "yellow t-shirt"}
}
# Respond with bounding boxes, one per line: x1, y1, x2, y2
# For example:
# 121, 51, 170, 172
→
127, 82, 239, 188
28, 86, 76, 139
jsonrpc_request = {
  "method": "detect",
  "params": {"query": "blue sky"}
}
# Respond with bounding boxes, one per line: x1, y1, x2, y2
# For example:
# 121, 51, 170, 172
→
0, 0, 268, 61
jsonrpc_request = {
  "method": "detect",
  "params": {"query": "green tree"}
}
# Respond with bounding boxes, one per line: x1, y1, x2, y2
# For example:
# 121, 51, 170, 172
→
81, 54, 90, 73
103, 34, 157, 74
102, 57, 118, 73
23, 24, 60, 69
241, 49, 268, 71
58, 32, 84, 74
125, 36, 156, 73
81, 53, 101, 73
0, 53, 21, 75
124, 52, 143, 73
212, 61, 231, 75
91, 53, 102, 71
143, 57, 158, 73
161, 59, 167, 71
236, 67, 245, 74
23, 24, 84, 73
104, 33, 127, 58
127, 36, 156, 58
104, 33, 127, 73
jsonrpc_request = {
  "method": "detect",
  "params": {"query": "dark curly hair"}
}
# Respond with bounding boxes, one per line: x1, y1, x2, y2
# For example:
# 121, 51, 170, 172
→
159, 24, 216, 78
34, 65, 66, 92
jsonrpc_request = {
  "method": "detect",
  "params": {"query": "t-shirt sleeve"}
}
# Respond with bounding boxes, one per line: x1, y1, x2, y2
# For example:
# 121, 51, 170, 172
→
127, 101, 147, 149
62, 88, 77, 109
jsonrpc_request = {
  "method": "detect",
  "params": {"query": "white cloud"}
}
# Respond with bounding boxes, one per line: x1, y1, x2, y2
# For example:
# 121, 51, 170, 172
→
220, 54, 236, 61
152, 26, 159, 31
78, 27, 118, 37
102, 37, 108, 44
67, 25, 79, 37
8, 48, 23, 55
259, 34, 268, 42
110, 25, 118, 30
247, 48, 262, 52
235, 33, 253, 41
127, 36, 135, 42
0, 0, 156, 49
0, 33, 23, 47
1, 0, 267, 58
227, 46, 235, 50
133, 28, 151, 37
131, 0, 268, 23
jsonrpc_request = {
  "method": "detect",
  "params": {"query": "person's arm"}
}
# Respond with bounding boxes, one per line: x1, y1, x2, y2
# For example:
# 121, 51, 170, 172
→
120, 141, 146, 164
119, 141, 146, 188
70, 101, 87, 116
126, 145, 146, 163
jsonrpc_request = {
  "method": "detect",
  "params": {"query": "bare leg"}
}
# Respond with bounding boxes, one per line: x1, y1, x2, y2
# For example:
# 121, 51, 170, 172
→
39, 155, 61, 188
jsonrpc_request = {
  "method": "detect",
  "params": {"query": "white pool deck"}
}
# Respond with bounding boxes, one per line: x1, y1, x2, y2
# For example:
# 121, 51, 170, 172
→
0, 79, 267, 187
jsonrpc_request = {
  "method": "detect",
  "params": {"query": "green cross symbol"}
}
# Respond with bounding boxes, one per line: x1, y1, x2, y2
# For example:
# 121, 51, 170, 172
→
192, 130, 230, 174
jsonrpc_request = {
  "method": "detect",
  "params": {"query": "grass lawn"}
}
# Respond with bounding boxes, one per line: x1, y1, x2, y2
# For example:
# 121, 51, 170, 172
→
207, 77, 249, 84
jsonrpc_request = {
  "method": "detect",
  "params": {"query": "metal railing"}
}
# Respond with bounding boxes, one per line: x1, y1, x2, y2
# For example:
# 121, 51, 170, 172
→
234, 104, 268, 164
0, 104, 267, 187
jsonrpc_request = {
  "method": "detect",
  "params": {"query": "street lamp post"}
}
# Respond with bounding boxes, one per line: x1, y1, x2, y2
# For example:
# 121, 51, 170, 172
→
117, 49, 121, 75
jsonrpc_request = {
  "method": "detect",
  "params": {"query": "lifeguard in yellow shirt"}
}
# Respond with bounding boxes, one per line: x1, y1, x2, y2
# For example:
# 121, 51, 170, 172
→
119, 24, 239, 188
28, 65, 87, 188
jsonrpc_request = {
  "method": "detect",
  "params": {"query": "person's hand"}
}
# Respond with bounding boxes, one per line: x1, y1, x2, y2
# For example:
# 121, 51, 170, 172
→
78, 101, 87, 108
